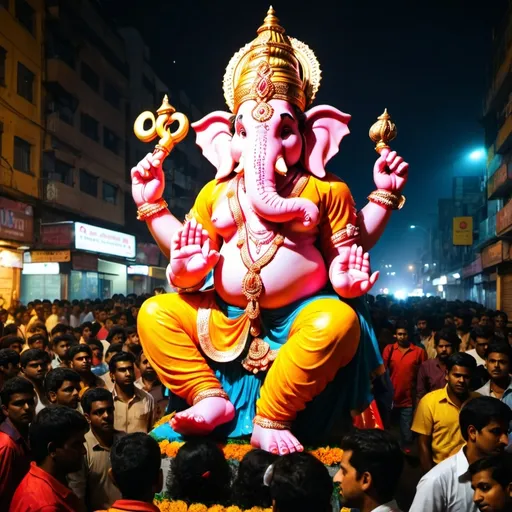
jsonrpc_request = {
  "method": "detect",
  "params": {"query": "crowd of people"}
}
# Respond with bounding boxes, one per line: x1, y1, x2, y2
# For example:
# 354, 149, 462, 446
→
0, 293, 511, 511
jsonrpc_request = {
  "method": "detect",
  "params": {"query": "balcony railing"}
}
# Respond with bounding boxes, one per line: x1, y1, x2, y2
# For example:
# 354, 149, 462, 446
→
497, 200, 512, 235
479, 214, 498, 245
496, 113, 512, 154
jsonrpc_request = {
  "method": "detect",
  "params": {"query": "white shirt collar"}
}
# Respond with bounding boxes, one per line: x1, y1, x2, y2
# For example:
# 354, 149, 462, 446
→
455, 447, 470, 478
372, 500, 402, 512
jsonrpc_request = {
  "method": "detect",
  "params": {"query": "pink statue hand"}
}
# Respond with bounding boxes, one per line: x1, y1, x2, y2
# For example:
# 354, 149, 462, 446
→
373, 147, 409, 193
169, 218, 220, 287
130, 149, 166, 207
330, 244, 379, 299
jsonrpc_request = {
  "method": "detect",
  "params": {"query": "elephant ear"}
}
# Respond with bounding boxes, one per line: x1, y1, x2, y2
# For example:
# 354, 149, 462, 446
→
302, 105, 351, 178
191, 111, 235, 179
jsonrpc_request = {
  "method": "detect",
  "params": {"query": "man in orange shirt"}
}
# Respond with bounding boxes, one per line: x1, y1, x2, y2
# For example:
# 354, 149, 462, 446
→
382, 321, 427, 453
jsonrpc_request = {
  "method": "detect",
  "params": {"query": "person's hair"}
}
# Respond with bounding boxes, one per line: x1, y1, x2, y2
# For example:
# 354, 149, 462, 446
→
470, 325, 494, 341
416, 315, 430, 325
52, 334, 74, 348
109, 351, 135, 373
30, 405, 89, 463
459, 396, 512, 441
339, 429, 404, 503
87, 338, 103, 353
445, 352, 477, 373
269, 452, 333, 512
434, 327, 460, 349
107, 326, 127, 343
231, 449, 278, 509
44, 368, 80, 395
110, 433, 161, 500
1, 335, 24, 349
80, 321, 93, 334
67, 344, 92, 362
27, 334, 48, 348
105, 343, 124, 359
0, 376, 34, 407
468, 453, 512, 489
485, 341, 512, 361
125, 325, 138, 336
50, 324, 68, 337
3, 324, 17, 336
124, 342, 142, 359
81, 387, 114, 414
20, 348, 49, 368
394, 319, 410, 336
168, 438, 231, 506
0, 348, 20, 369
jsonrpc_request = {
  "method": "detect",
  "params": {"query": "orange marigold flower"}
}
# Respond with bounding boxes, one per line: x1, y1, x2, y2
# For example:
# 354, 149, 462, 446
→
189, 504, 208, 512
158, 500, 188, 512
224, 507, 242, 512
222, 443, 253, 461
206, 505, 225, 512
165, 441, 184, 458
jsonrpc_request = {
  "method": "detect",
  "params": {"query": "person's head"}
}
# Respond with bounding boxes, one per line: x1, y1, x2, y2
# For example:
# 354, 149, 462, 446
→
416, 316, 430, 334
168, 438, 231, 505
471, 326, 495, 359
335, 429, 403, 509
1, 335, 24, 353
494, 312, 508, 330
50, 323, 68, 341
434, 328, 458, 361
136, 351, 158, 382
0, 376, 35, 429
44, 368, 81, 409
109, 352, 135, 388
105, 317, 114, 331
52, 334, 73, 361
105, 343, 123, 365
268, 452, 333, 512
67, 344, 92, 375
130, 305, 140, 321
117, 313, 128, 328
30, 406, 88, 474
231, 449, 278, 509
460, 397, 512, 457
445, 352, 477, 398
80, 321, 93, 341
82, 388, 115, 435
479, 312, 492, 327
454, 310, 471, 329
125, 326, 140, 346
20, 348, 49, 384
485, 342, 512, 382
469, 454, 512, 512
107, 326, 127, 345
110, 433, 162, 501
3, 323, 18, 336
153, 287, 165, 295
34, 304, 45, 320
28, 321, 47, 338
0, 348, 20, 380
27, 333, 48, 351
87, 338, 104, 366
393, 321, 410, 346
94, 305, 108, 324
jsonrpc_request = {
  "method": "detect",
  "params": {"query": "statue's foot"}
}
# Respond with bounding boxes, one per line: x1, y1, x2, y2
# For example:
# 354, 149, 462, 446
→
170, 397, 235, 436
251, 423, 304, 455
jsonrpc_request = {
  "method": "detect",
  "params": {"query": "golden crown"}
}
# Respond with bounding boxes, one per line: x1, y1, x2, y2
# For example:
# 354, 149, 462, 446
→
223, 7, 321, 121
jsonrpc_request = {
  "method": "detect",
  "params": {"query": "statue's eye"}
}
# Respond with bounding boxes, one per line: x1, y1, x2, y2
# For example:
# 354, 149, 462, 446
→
281, 126, 292, 139
239, 128, 247, 138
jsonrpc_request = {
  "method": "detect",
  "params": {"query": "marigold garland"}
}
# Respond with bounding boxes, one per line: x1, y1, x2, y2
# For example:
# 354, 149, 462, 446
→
154, 501, 271, 512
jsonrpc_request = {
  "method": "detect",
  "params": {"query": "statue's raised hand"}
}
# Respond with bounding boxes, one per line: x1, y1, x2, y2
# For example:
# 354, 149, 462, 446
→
169, 219, 220, 287
131, 150, 166, 207
331, 244, 379, 299
373, 148, 409, 193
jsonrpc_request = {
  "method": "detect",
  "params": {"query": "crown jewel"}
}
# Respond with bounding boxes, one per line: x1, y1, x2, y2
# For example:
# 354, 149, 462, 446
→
223, 7, 321, 121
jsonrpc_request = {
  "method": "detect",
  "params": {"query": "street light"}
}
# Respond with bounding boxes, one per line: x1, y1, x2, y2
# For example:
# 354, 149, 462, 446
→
468, 148, 486, 162
408, 265, 414, 271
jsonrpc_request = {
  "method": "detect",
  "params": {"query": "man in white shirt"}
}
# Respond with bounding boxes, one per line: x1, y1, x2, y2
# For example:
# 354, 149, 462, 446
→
334, 429, 404, 512
410, 396, 512, 512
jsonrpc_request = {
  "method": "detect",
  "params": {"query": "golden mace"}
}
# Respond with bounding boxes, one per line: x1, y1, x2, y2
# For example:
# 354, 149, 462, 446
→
369, 108, 397, 154
133, 95, 190, 176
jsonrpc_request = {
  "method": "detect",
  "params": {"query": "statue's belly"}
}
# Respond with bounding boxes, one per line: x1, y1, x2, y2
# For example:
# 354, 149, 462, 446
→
215, 238, 329, 309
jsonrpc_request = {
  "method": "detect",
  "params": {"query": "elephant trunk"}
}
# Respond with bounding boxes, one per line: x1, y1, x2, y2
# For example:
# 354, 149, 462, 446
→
243, 129, 319, 227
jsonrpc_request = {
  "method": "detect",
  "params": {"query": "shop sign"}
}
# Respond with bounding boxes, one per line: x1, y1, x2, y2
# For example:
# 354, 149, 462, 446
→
0, 249, 23, 269
27, 250, 71, 263
0, 197, 33, 243
462, 256, 483, 279
40, 223, 73, 247
453, 217, 473, 246
482, 240, 504, 268
128, 265, 150, 275
72, 252, 98, 272
22, 262, 60, 275
74, 222, 136, 258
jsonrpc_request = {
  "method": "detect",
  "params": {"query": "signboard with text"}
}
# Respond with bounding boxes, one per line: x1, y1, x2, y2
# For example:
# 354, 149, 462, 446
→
74, 222, 136, 258
40, 223, 73, 247
27, 250, 71, 263
0, 197, 33, 243
453, 217, 473, 246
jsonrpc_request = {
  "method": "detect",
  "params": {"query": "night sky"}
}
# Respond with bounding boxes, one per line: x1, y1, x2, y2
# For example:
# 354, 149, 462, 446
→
104, 0, 508, 284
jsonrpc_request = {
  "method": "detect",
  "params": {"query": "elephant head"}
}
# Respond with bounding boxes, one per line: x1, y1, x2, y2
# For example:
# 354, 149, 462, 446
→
192, 99, 350, 227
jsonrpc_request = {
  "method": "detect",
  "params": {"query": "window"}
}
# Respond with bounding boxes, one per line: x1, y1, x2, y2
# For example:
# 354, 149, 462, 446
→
103, 127, 120, 154
80, 62, 99, 92
80, 169, 97, 197
104, 82, 120, 109
102, 181, 117, 204
46, 33, 75, 69
53, 159, 74, 187
17, 62, 34, 102
0, 46, 6, 86
15, 0, 35, 35
80, 113, 99, 142
13, 136, 31, 173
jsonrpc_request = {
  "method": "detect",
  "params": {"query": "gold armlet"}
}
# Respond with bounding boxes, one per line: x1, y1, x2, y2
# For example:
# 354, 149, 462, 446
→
367, 190, 406, 211
193, 388, 229, 405
136, 199, 168, 221
253, 415, 292, 430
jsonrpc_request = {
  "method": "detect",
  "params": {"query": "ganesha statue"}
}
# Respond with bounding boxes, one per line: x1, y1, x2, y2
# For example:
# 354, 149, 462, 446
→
132, 8, 408, 454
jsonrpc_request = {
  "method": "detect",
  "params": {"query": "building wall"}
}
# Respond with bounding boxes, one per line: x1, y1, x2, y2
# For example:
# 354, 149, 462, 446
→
0, 0, 43, 200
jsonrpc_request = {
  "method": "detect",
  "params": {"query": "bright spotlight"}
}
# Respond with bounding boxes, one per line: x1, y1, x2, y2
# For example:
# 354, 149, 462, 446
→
452, 273, 461, 279
410, 225, 416, 229
394, 289, 406, 300
469, 149, 485, 161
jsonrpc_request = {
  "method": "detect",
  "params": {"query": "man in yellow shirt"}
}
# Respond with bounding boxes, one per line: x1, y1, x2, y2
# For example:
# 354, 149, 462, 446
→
412, 352, 480, 473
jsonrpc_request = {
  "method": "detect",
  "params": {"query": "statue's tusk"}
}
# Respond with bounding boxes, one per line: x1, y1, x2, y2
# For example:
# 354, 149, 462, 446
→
275, 155, 287, 176
234, 156, 244, 174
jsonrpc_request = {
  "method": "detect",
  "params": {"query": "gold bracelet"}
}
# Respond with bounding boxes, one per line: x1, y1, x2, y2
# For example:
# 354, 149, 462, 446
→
136, 199, 168, 221
367, 190, 406, 210
193, 388, 229, 405
253, 414, 292, 430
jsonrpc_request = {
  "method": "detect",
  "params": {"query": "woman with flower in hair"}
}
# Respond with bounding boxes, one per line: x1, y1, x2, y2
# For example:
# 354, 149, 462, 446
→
167, 439, 232, 507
